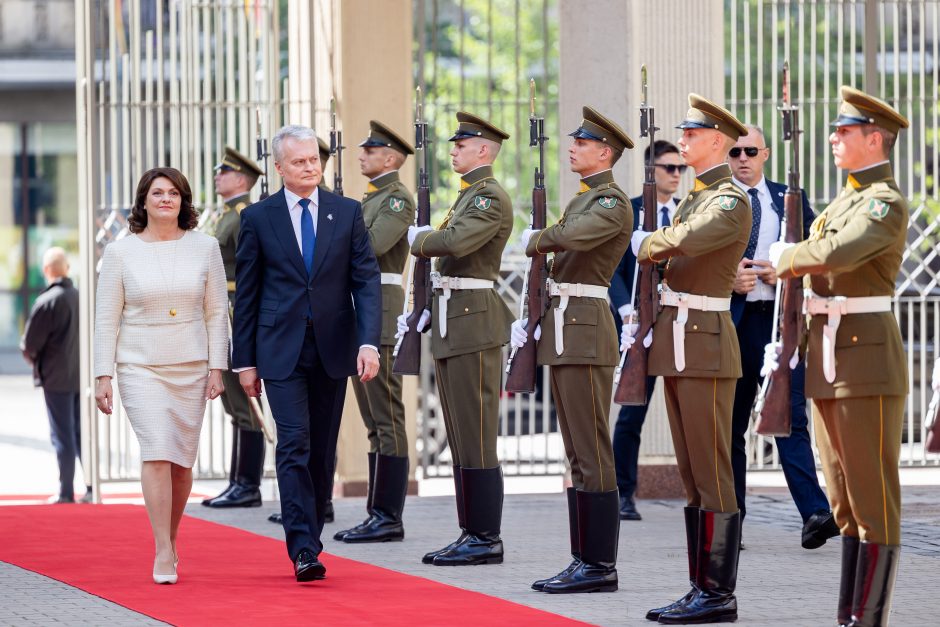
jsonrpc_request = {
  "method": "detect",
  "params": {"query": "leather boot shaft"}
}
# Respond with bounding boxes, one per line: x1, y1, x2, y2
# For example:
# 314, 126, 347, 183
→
848, 542, 900, 627
645, 506, 701, 620
839, 536, 860, 626
431, 466, 504, 566
341, 454, 408, 543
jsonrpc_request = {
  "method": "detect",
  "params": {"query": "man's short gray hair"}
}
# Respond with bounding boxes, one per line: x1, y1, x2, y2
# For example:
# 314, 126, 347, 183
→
272, 125, 318, 162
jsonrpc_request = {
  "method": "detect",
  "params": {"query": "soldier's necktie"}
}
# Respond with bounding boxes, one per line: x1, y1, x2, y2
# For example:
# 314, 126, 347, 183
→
299, 197, 315, 276
660, 206, 670, 227
745, 188, 762, 259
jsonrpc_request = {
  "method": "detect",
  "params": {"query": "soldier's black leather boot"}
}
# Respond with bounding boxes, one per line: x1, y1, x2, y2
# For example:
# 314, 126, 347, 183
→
533, 487, 582, 591
646, 506, 701, 621
206, 429, 264, 508
846, 542, 900, 627
838, 536, 860, 626
423, 465, 466, 563
334, 452, 377, 541
433, 466, 503, 565
542, 489, 619, 594
343, 454, 408, 543
658, 509, 740, 624
202, 424, 238, 506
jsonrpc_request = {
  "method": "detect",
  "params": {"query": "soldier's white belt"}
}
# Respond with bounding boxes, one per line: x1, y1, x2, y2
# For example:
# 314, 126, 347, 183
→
548, 280, 609, 356
380, 273, 403, 285
804, 291, 893, 383
431, 272, 495, 338
659, 288, 731, 372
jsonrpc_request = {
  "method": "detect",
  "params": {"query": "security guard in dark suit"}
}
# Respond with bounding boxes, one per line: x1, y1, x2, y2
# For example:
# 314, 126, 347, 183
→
770, 86, 909, 627
335, 121, 415, 544
515, 106, 633, 594
405, 112, 514, 566
633, 95, 750, 624
203, 146, 266, 509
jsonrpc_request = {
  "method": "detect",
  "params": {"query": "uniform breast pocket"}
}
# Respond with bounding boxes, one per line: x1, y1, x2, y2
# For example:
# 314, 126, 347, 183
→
444, 291, 491, 349
834, 317, 887, 385
561, 304, 598, 359
683, 314, 720, 371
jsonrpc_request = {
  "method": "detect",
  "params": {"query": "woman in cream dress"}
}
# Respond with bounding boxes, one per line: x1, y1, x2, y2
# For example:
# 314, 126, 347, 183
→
94, 167, 228, 584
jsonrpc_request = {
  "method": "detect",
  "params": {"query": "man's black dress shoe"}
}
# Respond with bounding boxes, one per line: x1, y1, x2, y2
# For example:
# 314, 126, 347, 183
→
619, 496, 642, 521
294, 550, 326, 582
802, 510, 840, 549
268, 512, 282, 524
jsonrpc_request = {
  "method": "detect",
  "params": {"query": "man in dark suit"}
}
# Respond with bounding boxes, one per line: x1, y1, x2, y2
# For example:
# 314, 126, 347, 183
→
608, 139, 684, 521
233, 124, 381, 582
21, 248, 90, 504
728, 125, 838, 549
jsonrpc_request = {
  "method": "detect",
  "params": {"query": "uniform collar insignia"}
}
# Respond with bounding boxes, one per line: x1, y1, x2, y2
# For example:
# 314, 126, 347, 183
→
366, 182, 379, 193
847, 162, 894, 190
580, 169, 615, 192
694, 163, 733, 189
460, 164, 494, 188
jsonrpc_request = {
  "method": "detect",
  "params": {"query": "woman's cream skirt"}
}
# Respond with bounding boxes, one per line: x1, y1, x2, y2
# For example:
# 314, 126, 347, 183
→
117, 361, 208, 468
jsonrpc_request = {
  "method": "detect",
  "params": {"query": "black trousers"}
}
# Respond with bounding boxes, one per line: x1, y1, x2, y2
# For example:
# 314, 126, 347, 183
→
265, 327, 346, 560
44, 390, 81, 500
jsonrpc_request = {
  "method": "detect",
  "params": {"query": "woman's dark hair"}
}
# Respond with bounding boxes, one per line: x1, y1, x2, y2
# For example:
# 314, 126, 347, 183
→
128, 167, 198, 233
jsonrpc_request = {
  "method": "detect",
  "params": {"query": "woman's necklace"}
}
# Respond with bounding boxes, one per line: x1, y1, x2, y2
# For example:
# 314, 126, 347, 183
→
149, 228, 181, 317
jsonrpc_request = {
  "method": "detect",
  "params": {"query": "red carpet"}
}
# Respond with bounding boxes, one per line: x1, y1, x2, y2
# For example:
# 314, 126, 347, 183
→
0, 505, 591, 626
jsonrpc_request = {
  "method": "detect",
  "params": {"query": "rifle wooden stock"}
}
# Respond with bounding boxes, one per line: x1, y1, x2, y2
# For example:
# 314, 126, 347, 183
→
393, 185, 431, 375
614, 179, 659, 405
505, 186, 547, 393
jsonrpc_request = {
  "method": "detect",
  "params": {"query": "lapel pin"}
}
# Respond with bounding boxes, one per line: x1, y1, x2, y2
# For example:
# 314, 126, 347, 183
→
327, 213, 333, 221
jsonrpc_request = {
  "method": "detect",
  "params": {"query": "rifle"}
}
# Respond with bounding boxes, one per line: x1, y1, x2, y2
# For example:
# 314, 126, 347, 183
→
329, 98, 344, 196
505, 79, 548, 393
393, 86, 432, 375
753, 61, 804, 437
256, 108, 270, 200
614, 65, 659, 406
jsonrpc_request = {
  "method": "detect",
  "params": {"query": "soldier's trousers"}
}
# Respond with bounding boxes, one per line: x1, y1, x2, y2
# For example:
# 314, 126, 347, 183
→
663, 376, 737, 513
220, 368, 258, 431
550, 364, 616, 492
351, 344, 408, 457
812, 395, 903, 545
434, 347, 501, 469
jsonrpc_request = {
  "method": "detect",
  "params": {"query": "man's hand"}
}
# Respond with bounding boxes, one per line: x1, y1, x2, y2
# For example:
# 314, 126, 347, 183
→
358, 347, 380, 382
768, 241, 796, 270
761, 342, 782, 377
733, 258, 759, 294
408, 225, 433, 247
239, 368, 262, 397
631, 230, 652, 257
510, 318, 541, 349
94, 376, 113, 415
395, 310, 431, 339
520, 228, 536, 250
620, 322, 638, 352
751, 259, 777, 286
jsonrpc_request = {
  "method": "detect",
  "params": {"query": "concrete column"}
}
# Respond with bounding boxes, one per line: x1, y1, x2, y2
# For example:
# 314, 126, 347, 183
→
559, 0, 725, 497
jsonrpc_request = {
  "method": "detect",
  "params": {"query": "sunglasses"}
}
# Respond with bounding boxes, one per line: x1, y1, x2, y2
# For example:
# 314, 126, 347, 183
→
655, 163, 688, 175
729, 146, 764, 158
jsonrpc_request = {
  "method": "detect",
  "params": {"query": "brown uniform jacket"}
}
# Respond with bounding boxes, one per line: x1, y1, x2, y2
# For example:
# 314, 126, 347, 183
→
526, 169, 631, 366
362, 170, 415, 345
215, 193, 251, 303
778, 162, 908, 399
412, 164, 514, 359
637, 163, 750, 378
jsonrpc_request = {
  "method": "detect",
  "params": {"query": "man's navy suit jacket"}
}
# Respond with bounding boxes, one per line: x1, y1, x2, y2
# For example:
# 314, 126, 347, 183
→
232, 187, 381, 381
729, 180, 814, 325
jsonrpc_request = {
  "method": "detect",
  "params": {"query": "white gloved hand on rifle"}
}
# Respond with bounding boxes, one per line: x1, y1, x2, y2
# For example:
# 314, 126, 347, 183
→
761, 341, 782, 377
395, 310, 430, 339
510, 318, 541, 349
630, 230, 652, 257
408, 225, 433, 247
520, 228, 536, 249
932, 358, 940, 393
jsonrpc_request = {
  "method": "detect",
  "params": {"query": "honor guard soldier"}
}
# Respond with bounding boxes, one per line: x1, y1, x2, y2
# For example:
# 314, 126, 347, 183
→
401, 112, 514, 566
631, 95, 750, 624
334, 121, 416, 544
514, 106, 633, 594
767, 86, 909, 627
203, 146, 266, 509
318, 138, 333, 193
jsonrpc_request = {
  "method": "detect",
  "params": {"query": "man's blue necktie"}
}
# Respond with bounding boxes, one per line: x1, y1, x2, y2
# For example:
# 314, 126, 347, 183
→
660, 206, 670, 227
299, 197, 315, 276
745, 188, 762, 259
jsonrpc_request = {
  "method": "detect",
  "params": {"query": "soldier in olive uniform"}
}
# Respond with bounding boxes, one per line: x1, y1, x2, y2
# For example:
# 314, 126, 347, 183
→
631, 95, 750, 624
334, 121, 416, 544
203, 147, 266, 509
768, 87, 909, 627
513, 106, 633, 594
402, 112, 514, 566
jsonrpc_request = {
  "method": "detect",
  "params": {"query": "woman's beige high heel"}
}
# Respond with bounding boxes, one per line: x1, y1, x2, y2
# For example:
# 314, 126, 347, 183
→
153, 556, 178, 584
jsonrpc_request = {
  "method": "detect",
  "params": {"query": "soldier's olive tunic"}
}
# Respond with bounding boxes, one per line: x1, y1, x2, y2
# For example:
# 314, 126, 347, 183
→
525, 169, 631, 492
212, 193, 257, 432
351, 170, 414, 456
412, 164, 513, 468
778, 161, 907, 545
637, 163, 750, 512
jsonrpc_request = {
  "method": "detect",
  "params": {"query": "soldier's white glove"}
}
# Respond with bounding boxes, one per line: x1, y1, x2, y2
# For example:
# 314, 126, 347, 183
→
620, 323, 638, 352
408, 225, 433, 247
510, 318, 541, 348
395, 310, 431, 339
768, 241, 796, 270
761, 342, 782, 377
520, 228, 536, 249
932, 358, 940, 392
631, 230, 652, 256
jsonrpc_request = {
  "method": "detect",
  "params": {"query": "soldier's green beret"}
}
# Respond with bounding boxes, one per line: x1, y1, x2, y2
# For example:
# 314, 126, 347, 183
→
676, 94, 748, 141
568, 106, 634, 152
449, 112, 510, 144
216, 146, 264, 179
358, 120, 415, 156
832, 85, 909, 135
317, 137, 331, 165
